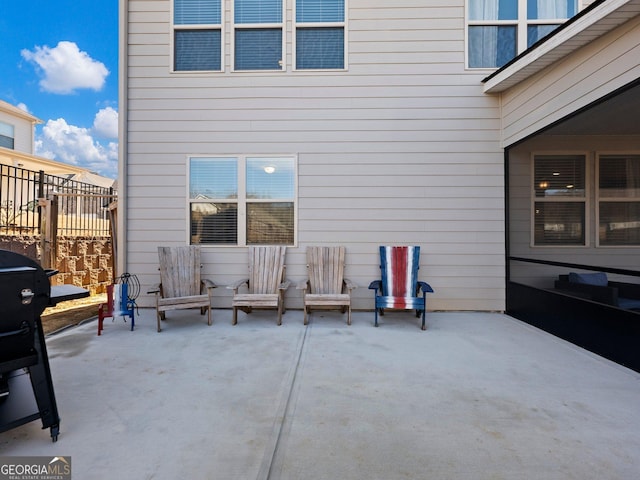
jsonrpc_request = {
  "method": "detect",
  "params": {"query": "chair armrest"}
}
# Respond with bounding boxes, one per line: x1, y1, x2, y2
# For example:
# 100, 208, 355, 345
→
227, 278, 249, 293
201, 279, 217, 292
279, 280, 291, 291
417, 281, 434, 294
368, 280, 381, 291
297, 279, 310, 290
344, 278, 357, 291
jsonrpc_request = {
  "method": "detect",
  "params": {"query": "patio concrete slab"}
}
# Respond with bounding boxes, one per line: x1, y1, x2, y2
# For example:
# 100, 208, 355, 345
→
1, 309, 639, 479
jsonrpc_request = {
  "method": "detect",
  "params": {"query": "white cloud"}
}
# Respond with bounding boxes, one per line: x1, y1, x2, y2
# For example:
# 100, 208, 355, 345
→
35, 118, 117, 178
21, 41, 109, 94
17, 103, 30, 113
92, 107, 118, 139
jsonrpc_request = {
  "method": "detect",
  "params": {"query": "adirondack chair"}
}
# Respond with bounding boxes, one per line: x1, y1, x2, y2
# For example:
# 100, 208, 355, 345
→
297, 246, 357, 325
97, 283, 135, 335
149, 246, 217, 332
229, 246, 290, 325
368, 246, 434, 330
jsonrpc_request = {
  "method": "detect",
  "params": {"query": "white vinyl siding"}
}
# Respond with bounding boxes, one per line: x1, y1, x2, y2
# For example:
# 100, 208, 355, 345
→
125, 0, 506, 311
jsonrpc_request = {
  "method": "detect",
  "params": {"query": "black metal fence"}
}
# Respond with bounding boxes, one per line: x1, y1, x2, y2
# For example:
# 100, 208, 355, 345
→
0, 164, 114, 237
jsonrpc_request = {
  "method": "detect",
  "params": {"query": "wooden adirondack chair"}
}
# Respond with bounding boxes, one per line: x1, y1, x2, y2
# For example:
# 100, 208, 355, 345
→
149, 246, 217, 332
229, 246, 289, 325
368, 246, 434, 330
297, 246, 357, 325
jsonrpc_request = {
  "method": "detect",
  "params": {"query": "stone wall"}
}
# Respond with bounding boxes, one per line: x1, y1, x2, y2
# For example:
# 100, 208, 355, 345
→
0, 236, 113, 294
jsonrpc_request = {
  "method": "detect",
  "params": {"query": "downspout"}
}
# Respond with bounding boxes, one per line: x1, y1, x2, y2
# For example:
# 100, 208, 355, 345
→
117, 0, 128, 277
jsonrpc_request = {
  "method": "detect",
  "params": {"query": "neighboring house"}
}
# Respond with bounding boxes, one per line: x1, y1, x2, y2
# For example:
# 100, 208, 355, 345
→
1, 100, 116, 233
119, 0, 640, 316
0, 100, 104, 177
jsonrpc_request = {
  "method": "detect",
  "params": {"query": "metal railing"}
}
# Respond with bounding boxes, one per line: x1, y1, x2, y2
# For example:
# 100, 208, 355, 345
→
0, 164, 114, 237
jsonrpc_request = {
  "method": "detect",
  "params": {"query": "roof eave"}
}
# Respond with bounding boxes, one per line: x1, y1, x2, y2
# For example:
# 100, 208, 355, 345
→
483, 0, 640, 93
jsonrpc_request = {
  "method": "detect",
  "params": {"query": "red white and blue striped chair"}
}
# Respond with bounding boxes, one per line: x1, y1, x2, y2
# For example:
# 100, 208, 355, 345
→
368, 246, 434, 330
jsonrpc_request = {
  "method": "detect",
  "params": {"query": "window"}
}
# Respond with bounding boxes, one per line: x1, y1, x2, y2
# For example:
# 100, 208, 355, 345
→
533, 154, 586, 246
467, 0, 577, 68
295, 0, 345, 69
598, 154, 640, 246
189, 156, 296, 245
234, 0, 283, 70
0, 121, 14, 149
173, 0, 222, 71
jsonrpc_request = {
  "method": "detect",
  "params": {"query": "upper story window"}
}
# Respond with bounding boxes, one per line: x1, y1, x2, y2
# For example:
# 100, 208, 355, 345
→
172, 0, 346, 72
190, 155, 296, 245
233, 0, 284, 70
294, 0, 345, 70
468, 0, 577, 68
0, 121, 15, 149
173, 0, 222, 71
598, 154, 640, 246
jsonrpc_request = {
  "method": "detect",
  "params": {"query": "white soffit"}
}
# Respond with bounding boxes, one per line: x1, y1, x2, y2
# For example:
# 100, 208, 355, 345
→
483, 0, 640, 93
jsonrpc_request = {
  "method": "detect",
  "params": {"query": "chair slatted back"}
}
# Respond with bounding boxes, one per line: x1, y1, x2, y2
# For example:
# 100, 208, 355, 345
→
158, 246, 202, 298
248, 246, 286, 294
307, 246, 345, 295
380, 246, 420, 297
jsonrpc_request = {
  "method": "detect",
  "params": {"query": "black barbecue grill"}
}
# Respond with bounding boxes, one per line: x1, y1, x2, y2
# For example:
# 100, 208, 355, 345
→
0, 249, 88, 441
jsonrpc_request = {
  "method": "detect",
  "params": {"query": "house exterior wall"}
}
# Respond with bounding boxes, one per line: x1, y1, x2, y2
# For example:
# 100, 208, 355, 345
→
123, 0, 506, 311
508, 134, 640, 288
499, 13, 640, 148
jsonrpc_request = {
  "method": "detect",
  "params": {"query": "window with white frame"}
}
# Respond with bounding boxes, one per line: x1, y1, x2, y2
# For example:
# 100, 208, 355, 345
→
533, 154, 586, 246
189, 156, 296, 245
467, 0, 577, 68
0, 121, 14, 149
173, 0, 222, 71
295, 0, 345, 70
597, 154, 640, 246
234, 0, 284, 70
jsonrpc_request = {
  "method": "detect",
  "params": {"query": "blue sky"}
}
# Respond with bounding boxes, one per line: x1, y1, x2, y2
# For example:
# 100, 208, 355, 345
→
0, 1, 118, 178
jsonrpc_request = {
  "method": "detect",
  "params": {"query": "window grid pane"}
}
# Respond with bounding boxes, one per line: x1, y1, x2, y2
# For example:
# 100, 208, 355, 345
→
527, 24, 560, 47
235, 0, 282, 23
534, 155, 585, 198
296, 0, 344, 22
235, 29, 283, 70
468, 0, 517, 21
191, 203, 238, 244
175, 0, 221, 24
246, 158, 295, 199
296, 27, 344, 69
468, 26, 516, 68
189, 157, 237, 199
599, 202, 640, 246
0, 135, 14, 149
247, 202, 294, 245
175, 30, 221, 71
534, 202, 585, 245
528, 0, 577, 20
599, 155, 640, 198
